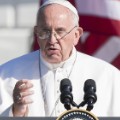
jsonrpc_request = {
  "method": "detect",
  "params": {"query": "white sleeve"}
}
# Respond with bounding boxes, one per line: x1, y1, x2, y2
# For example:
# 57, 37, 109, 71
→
0, 104, 13, 116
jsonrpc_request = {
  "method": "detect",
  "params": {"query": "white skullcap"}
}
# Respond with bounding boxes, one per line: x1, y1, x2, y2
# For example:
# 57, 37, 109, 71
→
40, 0, 79, 19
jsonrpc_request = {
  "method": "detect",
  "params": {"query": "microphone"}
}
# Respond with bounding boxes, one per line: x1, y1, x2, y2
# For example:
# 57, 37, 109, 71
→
84, 79, 97, 111
60, 78, 73, 110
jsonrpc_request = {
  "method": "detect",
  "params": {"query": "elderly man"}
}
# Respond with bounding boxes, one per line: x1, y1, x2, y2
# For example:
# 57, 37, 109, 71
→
0, 0, 120, 117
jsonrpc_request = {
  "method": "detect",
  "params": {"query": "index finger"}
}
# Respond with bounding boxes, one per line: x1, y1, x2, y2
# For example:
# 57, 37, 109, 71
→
15, 80, 33, 90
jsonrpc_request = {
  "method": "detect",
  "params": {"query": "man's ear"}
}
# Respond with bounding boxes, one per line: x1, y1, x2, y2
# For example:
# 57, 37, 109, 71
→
34, 26, 37, 36
34, 26, 40, 49
34, 26, 39, 42
73, 27, 83, 46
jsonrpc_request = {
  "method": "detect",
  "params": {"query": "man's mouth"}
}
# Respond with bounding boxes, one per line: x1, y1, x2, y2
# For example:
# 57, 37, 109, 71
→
47, 48, 59, 54
49, 48, 56, 50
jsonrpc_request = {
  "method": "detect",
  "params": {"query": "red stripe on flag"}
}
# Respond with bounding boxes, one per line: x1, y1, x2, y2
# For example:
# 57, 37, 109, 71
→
75, 39, 82, 51
112, 54, 120, 69
68, 0, 76, 6
81, 34, 109, 55
80, 15, 120, 36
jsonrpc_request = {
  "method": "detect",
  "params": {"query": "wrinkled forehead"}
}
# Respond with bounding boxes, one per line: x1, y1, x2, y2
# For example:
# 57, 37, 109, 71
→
37, 4, 74, 27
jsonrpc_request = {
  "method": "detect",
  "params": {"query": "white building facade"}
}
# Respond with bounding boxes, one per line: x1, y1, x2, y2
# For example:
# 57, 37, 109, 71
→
0, 0, 39, 65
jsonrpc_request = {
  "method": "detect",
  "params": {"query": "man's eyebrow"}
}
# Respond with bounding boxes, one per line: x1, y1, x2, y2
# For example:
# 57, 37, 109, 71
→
55, 27, 66, 31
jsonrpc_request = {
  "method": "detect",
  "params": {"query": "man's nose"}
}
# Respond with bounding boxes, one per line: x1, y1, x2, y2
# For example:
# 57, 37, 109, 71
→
48, 32, 58, 44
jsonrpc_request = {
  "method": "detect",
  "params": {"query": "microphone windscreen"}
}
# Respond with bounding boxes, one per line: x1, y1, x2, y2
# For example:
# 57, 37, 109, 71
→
84, 79, 96, 93
60, 78, 72, 92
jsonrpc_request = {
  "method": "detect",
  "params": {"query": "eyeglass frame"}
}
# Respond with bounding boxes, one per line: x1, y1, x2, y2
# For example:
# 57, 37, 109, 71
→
36, 26, 77, 41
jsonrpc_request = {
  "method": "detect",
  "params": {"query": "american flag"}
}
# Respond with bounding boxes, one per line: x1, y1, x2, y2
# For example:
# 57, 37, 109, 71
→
34, 0, 120, 69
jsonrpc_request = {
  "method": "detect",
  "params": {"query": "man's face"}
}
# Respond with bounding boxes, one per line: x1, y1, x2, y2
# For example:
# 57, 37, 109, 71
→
35, 4, 82, 63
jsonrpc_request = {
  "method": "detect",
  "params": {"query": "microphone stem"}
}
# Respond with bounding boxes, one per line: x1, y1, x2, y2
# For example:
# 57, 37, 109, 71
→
72, 101, 78, 107
86, 98, 94, 111
78, 101, 87, 108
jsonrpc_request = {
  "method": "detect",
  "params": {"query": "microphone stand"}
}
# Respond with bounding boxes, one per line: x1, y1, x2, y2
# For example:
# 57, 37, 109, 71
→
78, 99, 94, 111
64, 99, 94, 111
64, 100, 78, 110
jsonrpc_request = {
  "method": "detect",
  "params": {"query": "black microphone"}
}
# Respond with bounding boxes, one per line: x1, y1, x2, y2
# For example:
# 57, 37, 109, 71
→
60, 78, 73, 110
84, 79, 97, 111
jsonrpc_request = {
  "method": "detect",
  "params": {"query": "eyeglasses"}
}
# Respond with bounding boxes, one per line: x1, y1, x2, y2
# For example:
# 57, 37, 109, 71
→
37, 26, 77, 40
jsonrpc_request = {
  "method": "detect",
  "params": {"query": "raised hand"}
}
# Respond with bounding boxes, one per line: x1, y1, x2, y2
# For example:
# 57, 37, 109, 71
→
13, 80, 34, 116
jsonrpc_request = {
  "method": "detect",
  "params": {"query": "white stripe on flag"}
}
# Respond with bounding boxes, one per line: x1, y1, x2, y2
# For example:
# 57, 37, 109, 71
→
76, 0, 120, 20
93, 37, 120, 62
81, 32, 90, 43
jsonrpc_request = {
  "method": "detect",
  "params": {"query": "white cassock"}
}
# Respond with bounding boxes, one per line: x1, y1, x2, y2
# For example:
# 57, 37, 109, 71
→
0, 47, 120, 117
